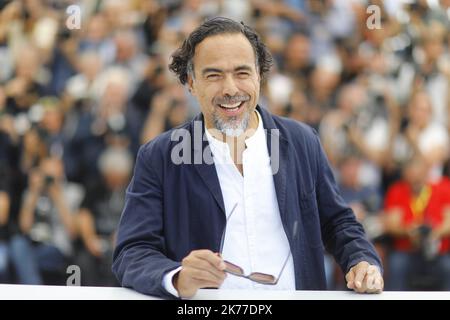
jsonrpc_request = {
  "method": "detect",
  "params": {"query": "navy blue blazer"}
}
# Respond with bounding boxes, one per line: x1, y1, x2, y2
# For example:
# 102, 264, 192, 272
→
112, 105, 382, 299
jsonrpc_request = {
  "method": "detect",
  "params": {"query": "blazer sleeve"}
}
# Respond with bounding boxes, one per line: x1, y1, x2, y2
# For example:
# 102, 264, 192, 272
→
112, 144, 181, 299
313, 133, 383, 274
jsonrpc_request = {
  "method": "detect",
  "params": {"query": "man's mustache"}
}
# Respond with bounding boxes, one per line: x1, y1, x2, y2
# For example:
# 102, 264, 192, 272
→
214, 95, 250, 105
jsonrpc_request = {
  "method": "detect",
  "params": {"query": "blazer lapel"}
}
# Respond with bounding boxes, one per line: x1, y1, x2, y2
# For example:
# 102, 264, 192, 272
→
190, 114, 226, 215
258, 106, 289, 220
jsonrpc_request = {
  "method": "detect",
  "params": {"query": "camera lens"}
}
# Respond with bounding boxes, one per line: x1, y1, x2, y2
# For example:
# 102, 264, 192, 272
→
44, 175, 55, 186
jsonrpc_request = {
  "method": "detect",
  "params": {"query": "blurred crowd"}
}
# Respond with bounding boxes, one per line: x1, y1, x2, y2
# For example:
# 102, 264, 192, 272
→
0, 0, 449, 290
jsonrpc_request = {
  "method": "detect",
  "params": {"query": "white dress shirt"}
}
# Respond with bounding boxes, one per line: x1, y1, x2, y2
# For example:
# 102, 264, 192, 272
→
163, 110, 295, 296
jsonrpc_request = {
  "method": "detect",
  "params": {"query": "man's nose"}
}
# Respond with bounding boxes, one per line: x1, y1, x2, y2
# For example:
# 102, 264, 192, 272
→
221, 74, 239, 97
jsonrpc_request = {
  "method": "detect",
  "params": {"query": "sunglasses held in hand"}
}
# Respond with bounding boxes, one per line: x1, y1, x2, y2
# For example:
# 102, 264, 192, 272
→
218, 203, 297, 285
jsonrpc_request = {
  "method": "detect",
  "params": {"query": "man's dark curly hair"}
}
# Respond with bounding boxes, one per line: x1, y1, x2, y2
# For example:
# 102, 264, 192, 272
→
169, 17, 273, 85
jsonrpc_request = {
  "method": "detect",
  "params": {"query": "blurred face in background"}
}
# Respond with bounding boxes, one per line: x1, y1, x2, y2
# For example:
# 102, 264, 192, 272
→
114, 32, 137, 62
0, 86, 5, 108
366, 28, 386, 48
79, 52, 103, 81
339, 156, 361, 189
285, 33, 311, 70
423, 33, 444, 62
408, 92, 432, 129
310, 67, 340, 102
101, 80, 128, 115
40, 157, 64, 180
41, 106, 64, 135
23, 128, 45, 156
168, 102, 188, 127
99, 149, 132, 189
368, 52, 388, 75
86, 15, 108, 42
103, 0, 133, 29
184, 0, 203, 11
337, 84, 366, 115
307, 0, 331, 14
145, 58, 167, 88
15, 48, 40, 80
188, 33, 260, 137
166, 84, 188, 127
21, 0, 44, 19
403, 157, 429, 194
103, 168, 130, 190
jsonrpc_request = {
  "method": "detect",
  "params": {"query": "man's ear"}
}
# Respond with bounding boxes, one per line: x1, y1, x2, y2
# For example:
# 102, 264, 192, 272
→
187, 75, 195, 96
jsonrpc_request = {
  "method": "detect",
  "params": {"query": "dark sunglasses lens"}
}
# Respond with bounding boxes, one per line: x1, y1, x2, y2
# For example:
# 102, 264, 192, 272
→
224, 261, 244, 275
249, 272, 276, 284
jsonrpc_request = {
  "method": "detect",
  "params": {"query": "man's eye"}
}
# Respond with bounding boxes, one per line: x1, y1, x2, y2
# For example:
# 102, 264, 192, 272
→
207, 74, 220, 80
237, 72, 250, 78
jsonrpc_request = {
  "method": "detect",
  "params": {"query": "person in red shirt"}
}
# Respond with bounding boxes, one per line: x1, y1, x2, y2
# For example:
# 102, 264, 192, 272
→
384, 156, 450, 290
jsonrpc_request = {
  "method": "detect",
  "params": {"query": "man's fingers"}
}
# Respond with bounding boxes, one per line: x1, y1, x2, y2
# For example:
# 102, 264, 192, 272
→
183, 250, 227, 281
346, 262, 384, 294
191, 269, 224, 286
176, 250, 230, 299
366, 277, 383, 293
190, 268, 215, 282
345, 271, 355, 289
370, 274, 383, 293
365, 265, 379, 290
375, 277, 382, 289
354, 279, 368, 293
353, 265, 368, 289
194, 250, 226, 270
358, 273, 383, 293
176, 269, 221, 299
374, 277, 383, 292
366, 274, 375, 290
190, 257, 227, 281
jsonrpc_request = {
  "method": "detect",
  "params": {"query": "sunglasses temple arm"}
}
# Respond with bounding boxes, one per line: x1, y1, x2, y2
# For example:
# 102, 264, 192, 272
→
219, 203, 238, 254
275, 221, 298, 284
274, 251, 292, 285
219, 225, 226, 255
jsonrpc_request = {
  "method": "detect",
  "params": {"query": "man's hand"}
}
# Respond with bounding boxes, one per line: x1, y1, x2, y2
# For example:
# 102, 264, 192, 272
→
174, 249, 227, 298
28, 170, 44, 194
346, 261, 384, 293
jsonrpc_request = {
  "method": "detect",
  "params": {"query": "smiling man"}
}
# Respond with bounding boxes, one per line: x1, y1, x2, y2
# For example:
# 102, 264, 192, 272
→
189, 33, 259, 138
112, 17, 383, 299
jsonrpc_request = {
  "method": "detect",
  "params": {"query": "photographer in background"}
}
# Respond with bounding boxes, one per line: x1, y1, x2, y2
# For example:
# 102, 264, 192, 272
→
9, 157, 84, 284
392, 90, 449, 182
323, 153, 385, 289
3, 44, 45, 116
320, 83, 392, 190
384, 155, 450, 290
0, 166, 11, 283
128, 56, 169, 152
140, 83, 189, 144
337, 154, 383, 235
0, 86, 13, 283
75, 146, 133, 286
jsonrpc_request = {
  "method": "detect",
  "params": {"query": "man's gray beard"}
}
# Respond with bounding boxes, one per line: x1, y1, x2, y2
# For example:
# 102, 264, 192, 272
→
213, 109, 251, 137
